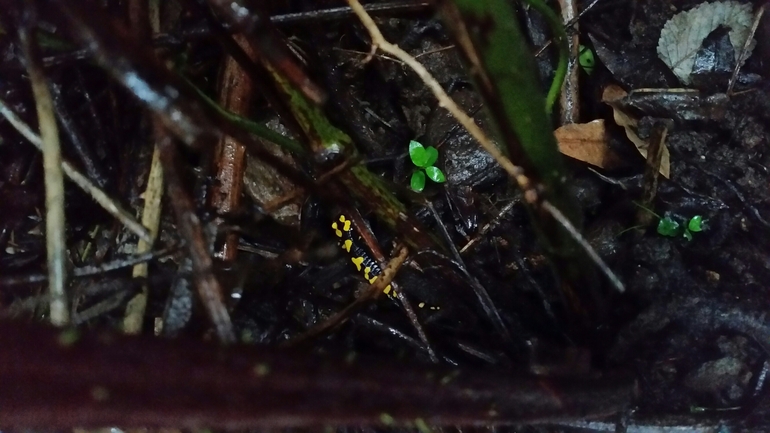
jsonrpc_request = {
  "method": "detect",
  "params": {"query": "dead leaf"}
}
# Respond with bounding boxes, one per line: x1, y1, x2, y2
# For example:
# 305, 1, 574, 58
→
555, 120, 624, 170
657, 1, 755, 85
601, 85, 671, 178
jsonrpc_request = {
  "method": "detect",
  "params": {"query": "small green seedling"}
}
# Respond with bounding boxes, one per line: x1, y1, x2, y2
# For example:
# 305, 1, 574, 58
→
688, 215, 706, 232
579, 44, 596, 75
656, 216, 680, 237
657, 214, 707, 241
409, 140, 446, 192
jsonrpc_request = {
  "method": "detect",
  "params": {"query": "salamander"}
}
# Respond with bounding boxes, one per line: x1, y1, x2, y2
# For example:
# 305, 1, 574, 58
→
331, 214, 395, 298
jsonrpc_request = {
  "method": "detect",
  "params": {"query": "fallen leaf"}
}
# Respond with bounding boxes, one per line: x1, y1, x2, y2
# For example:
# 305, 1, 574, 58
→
601, 85, 671, 178
657, 1, 755, 85
555, 120, 624, 170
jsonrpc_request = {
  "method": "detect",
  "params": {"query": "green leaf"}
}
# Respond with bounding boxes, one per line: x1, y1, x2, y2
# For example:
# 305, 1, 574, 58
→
410, 170, 426, 192
657, 217, 680, 237
183, 75, 306, 155
578, 44, 595, 74
424, 146, 439, 167
425, 166, 446, 183
688, 215, 706, 232
409, 140, 423, 153
409, 141, 428, 167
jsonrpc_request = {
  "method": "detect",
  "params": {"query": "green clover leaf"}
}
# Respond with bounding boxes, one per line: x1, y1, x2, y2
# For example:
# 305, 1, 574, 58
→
688, 215, 706, 232
424, 146, 438, 167
408, 139, 423, 153
408, 140, 445, 190
410, 170, 426, 192
409, 140, 428, 167
425, 166, 446, 183
657, 216, 680, 237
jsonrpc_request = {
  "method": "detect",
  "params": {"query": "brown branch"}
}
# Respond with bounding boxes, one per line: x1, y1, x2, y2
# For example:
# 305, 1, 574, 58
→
157, 133, 236, 344
0, 319, 636, 428
210, 34, 254, 262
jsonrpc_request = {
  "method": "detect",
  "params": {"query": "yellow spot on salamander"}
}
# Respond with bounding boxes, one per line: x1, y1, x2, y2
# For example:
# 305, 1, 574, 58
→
331, 222, 342, 238
370, 277, 396, 297
363, 266, 372, 280
338, 215, 352, 232
418, 302, 425, 308
351, 256, 364, 271
343, 239, 353, 252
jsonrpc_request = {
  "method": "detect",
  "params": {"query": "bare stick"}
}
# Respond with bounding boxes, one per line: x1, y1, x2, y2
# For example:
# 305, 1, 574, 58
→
21, 25, 68, 325
0, 247, 174, 287
541, 201, 624, 292
124, 142, 164, 334
124, 0, 166, 335
727, 3, 765, 96
158, 134, 236, 344
0, 99, 152, 243
558, 0, 580, 124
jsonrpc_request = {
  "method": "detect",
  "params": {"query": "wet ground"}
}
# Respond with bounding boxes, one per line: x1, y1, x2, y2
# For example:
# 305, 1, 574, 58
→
0, 0, 769, 431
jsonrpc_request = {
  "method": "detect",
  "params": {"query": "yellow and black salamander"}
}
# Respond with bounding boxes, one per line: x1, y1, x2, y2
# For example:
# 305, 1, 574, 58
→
331, 214, 396, 298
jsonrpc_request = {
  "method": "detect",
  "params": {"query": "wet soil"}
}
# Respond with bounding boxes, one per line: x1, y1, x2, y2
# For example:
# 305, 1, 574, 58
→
0, 0, 769, 431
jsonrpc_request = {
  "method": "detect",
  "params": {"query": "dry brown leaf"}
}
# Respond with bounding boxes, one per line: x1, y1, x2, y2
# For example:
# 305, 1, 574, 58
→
601, 85, 671, 178
555, 120, 624, 170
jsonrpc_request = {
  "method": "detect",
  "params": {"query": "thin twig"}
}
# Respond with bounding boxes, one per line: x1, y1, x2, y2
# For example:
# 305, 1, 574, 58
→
541, 201, 624, 292
157, 133, 236, 344
535, 0, 604, 55
124, 0, 165, 335
393, 287, 438, 363
727, 3, 765, 96
425, 200, 512, 342
0, 99, 152, 243
20, 19, 69, 326
124, 139, 164, 334
557, 0, 580, 124
0, 247, 174, 287
460, 200, 517, 254
285, 245, 410, 346
636, 122, 668, 227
